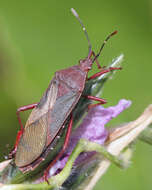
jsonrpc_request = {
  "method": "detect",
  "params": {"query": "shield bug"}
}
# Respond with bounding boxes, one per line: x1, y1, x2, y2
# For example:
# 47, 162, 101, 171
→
9, 8, 121, 183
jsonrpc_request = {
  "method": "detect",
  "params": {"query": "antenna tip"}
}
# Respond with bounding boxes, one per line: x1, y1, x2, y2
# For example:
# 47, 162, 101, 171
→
71, 8, 79, 18
111, 30, 118, 36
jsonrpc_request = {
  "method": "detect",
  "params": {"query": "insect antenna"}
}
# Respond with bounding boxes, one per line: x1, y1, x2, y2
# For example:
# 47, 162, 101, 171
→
71, 8, 92, 54
93, 30, 118, 63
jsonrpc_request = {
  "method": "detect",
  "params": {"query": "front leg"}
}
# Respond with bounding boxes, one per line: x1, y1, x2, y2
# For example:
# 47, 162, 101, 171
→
88, 67, 122, 80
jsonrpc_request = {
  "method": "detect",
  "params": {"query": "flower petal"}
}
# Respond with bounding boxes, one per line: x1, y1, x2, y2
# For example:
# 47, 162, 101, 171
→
49, 99, 131, 176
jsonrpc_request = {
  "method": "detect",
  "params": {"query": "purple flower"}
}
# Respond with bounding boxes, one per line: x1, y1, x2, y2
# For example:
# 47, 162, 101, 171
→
49, 99, 131, 176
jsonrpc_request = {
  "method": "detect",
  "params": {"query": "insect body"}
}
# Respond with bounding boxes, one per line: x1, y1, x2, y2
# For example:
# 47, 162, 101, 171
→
15, 59, 91, 168
9, 8, 120, 183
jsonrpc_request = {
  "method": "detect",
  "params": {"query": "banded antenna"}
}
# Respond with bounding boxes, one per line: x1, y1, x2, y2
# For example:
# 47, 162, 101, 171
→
71, 8, 92, 54
93, 30, 118, 63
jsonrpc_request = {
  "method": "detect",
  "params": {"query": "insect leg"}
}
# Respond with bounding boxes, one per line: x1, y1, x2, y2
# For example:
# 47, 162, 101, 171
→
9, 103, 38, 158
84, 95, 107, 109
17, 103, 38, 131
85, 95, 106, 103
44, 114, 73, 184
88, 67, 122, 80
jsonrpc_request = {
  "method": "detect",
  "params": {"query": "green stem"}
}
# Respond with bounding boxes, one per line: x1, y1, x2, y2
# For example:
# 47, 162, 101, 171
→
1, 138, 125, 190
49, 139, 125, 187
80, 139, 125, 168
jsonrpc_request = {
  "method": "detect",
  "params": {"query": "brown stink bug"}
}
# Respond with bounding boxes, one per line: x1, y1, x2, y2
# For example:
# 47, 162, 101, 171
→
9, 8, 121, 183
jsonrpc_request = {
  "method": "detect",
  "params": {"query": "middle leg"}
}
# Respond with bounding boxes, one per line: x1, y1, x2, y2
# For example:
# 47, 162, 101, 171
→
84, 95, 107, 109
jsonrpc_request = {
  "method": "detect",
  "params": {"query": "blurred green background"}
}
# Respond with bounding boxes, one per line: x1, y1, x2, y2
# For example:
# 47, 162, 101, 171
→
0, 0, 152, 189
